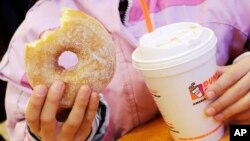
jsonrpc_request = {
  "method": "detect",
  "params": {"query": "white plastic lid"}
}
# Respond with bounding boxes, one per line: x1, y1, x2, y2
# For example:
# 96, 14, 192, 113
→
132, 22, 217, 70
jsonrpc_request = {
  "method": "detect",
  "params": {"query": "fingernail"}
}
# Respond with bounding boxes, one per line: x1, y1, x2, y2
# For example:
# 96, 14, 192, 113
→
205, 91, 215, 99
214, 114, 224, 121
78, 85, 91, 98
35, 85, 47, 96
53, 81, 65, 92
82, 85, 91, 93
92, 92, 99, 99
205, 107, 216, 116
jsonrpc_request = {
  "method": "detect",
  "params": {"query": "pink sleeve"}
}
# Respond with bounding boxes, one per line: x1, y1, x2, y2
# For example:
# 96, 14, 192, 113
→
125, 0, 250, 65
4, 83, 29, 141
0, 1, 65, 139
0, 0, 115, 140
0, 0, 62, 92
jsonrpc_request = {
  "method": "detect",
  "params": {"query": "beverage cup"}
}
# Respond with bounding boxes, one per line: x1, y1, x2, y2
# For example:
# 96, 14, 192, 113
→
132, 22, 224, 141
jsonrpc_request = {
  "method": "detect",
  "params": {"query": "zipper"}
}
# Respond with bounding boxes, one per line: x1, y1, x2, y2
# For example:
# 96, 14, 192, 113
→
123, 0, 132, 25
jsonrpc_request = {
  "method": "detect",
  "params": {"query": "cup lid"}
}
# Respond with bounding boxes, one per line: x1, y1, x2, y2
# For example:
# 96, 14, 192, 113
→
132, 22, 217, 70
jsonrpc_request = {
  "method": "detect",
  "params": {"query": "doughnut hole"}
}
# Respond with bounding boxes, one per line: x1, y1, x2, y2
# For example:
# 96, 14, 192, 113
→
58, 51, 78, 70
56, 50, 78, 122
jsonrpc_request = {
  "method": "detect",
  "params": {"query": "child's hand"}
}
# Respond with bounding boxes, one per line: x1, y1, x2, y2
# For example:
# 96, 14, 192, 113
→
25, 81, 99, 141
204, 57, 250, 123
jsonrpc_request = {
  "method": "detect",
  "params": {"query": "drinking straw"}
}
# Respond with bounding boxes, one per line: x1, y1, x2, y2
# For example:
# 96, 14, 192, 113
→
139, 0, 154, 32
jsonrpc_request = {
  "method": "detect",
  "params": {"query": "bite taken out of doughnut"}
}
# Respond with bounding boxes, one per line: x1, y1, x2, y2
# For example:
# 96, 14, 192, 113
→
25, 9, 116, 109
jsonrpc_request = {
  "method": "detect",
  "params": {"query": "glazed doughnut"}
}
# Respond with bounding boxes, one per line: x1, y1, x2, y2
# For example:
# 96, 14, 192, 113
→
25, 9, 116, 108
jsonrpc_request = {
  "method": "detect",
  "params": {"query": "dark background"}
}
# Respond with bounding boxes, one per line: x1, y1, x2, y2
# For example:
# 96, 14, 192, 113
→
230, 124, 250, 141
0, 0, 37, 123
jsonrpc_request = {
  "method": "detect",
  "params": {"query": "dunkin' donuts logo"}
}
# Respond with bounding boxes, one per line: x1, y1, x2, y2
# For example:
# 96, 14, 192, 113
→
189, 82, 205, 100
189, 71, 219, 105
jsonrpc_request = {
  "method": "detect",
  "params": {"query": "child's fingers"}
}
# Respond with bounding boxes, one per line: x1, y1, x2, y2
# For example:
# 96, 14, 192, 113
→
61, 85, 91, 140
205, 71, 250, 116
40, 81, 65, 139
26, 85, 48, 134
217, 65, 231, 74
213, 92, 250, 121
232, 109, 250, 123
205, 60, 250, 100
75, 92, 99, 141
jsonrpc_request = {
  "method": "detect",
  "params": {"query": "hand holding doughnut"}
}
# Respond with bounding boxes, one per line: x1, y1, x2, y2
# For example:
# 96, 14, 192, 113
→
25, 9, 116, 108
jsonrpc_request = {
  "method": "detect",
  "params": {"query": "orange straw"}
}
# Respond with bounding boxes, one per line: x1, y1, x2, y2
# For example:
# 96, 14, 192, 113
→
139, 0, 154, 32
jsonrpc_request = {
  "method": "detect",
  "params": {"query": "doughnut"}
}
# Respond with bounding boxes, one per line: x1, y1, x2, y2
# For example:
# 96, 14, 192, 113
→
25, 9, 116, 108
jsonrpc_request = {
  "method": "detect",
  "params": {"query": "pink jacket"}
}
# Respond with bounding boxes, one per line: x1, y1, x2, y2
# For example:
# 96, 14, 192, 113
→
1, 0, 250, 140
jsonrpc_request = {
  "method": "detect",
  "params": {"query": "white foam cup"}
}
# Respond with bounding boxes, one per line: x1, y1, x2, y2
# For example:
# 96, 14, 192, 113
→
132, 22, 224, 141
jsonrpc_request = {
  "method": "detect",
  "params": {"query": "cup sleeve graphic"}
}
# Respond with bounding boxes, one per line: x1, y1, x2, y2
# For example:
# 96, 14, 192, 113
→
189, 82, 205, 100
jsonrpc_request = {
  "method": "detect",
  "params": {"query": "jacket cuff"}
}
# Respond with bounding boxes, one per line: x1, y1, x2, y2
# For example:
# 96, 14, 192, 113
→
87, 94, 110, 141
26, 94, 109, 141
27, 125, 41, 141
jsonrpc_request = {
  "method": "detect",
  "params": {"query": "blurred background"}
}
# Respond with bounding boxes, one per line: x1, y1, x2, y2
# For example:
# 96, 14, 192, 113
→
0, 0, 37, 140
